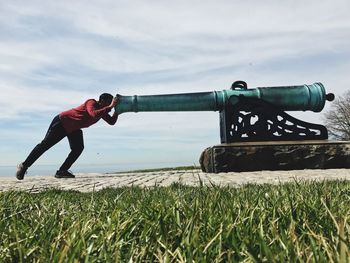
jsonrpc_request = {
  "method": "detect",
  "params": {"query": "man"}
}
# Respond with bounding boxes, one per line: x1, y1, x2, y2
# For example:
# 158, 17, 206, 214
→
16, 93, 119, 180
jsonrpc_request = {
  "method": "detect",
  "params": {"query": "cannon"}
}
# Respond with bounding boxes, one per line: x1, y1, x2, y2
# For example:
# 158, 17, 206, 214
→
115, 81, 334, 143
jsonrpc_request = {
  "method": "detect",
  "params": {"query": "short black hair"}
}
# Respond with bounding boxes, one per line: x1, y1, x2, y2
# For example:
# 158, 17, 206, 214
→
99, 93, 113, 103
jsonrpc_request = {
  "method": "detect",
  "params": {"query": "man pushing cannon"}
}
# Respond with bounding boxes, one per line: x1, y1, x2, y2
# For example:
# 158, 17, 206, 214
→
16, 93, 118, 180
16, 81, 336, 178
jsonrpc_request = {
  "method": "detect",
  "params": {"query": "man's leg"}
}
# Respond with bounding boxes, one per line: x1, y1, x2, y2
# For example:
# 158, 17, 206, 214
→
58, 129, 84, 173
17, 115, 67, 180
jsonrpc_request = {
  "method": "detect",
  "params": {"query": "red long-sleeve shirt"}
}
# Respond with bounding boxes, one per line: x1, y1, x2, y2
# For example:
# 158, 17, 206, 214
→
59, 99, 117, 134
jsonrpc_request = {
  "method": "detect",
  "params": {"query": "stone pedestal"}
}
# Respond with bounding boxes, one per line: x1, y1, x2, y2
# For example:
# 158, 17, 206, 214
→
199, 141, 350, 173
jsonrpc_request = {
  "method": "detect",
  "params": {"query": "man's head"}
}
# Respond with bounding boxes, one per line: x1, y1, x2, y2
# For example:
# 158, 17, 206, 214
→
99, 93, 113, 107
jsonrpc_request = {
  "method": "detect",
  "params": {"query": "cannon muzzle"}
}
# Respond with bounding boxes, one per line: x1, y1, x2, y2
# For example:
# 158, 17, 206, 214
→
114, 82, 331, 114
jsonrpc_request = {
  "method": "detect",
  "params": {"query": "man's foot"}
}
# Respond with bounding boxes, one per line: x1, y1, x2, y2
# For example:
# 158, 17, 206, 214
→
55, 170, 75, 179
16, 163, 28, 180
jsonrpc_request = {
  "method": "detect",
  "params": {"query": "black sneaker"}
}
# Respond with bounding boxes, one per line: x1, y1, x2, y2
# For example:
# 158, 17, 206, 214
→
16, 163, 28, 180
55, 170, 75, 179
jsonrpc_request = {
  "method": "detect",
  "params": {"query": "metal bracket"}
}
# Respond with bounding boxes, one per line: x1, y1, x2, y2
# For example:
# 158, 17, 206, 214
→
220, 96, 328, 143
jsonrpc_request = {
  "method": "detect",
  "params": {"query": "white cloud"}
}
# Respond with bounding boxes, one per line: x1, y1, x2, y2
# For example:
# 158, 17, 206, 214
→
0, 83, 94, 119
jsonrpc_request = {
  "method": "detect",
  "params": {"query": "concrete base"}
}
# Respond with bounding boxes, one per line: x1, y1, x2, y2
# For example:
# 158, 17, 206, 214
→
199, 141, 350, 173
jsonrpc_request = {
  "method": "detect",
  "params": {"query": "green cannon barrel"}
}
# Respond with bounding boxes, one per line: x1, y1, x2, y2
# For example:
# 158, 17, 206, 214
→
114, 83, 333, 114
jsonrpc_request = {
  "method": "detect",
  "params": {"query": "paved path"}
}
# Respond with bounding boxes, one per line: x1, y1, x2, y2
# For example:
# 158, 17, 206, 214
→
1, 169, 350, 192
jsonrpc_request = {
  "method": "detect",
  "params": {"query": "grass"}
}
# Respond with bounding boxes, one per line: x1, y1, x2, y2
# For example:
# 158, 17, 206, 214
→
0, 180, 349, 262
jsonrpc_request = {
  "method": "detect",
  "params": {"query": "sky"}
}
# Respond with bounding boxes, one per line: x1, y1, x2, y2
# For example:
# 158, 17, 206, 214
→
1, 0, 350, 173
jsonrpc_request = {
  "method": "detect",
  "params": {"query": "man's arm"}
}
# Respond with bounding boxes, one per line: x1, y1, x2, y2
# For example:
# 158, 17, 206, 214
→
86, 96, 118, 119
86, 100, 111, 118
102, 111, 118, 125
102, 96, 119, 125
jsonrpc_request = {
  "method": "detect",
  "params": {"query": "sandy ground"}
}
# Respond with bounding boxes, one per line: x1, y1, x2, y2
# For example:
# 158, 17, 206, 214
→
1, 169, 350, 192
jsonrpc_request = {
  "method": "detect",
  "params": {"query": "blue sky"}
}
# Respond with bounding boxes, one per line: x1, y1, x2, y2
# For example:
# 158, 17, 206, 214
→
1, 0, 350, 173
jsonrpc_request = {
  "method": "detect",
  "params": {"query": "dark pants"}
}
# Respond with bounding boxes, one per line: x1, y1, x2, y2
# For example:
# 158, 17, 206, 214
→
23, 115, 84, 171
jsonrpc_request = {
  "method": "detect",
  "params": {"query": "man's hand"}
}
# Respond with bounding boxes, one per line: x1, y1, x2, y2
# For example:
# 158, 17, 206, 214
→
109, 96, 119, 108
